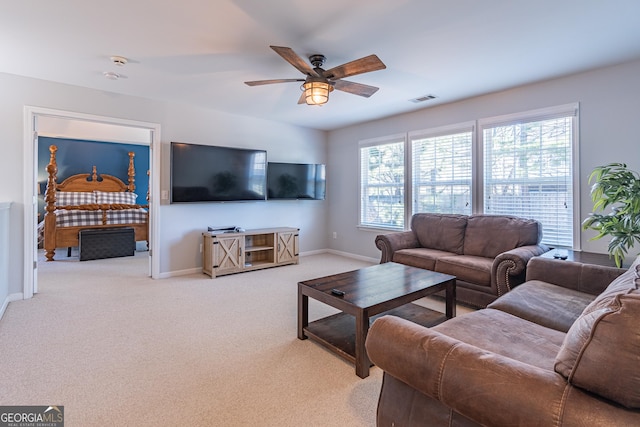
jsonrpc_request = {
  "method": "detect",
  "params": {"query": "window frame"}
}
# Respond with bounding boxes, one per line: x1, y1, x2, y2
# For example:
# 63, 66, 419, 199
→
357, 103, 580, 249
408, 121, 476, 217
358, 133, 408, 231
478, 103, 580, 248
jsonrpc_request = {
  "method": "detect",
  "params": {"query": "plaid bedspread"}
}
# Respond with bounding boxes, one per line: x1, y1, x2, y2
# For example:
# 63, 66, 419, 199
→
55, 208, 148, 227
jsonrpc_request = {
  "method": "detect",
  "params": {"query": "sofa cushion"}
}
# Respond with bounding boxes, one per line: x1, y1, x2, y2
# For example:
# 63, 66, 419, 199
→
554, 258, 640, 408
411, 213, 467, 255
463, 215, 541, 258
526, 257, 626, 295
435, 255, 492, 287
434, 309, 565, 370
392, 248, 457, 271
488, 280, 595, 333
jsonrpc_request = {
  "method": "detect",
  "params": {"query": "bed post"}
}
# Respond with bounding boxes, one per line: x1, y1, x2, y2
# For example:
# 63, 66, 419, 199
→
127, 151, 136, 193
43, 145, 58, 261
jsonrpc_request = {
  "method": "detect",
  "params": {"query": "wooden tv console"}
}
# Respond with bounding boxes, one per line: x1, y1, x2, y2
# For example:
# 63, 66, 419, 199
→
202, 227, 299, 278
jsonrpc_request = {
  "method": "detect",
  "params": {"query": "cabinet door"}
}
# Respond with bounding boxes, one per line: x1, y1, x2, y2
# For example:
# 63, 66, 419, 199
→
213, 236, 244, 274
277, 231, 298, 264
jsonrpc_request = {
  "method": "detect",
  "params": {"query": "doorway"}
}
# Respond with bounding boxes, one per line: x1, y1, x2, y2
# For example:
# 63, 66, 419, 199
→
23, 107, 161, 298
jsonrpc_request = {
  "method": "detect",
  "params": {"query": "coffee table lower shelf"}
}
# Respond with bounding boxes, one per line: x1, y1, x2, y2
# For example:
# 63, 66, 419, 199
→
302, 303, 447, 368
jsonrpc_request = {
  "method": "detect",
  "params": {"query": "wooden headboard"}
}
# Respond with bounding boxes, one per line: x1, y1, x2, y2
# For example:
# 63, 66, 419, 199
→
45, 144, 136, 195
44, 144, 138, 219
57, 167, 130, 192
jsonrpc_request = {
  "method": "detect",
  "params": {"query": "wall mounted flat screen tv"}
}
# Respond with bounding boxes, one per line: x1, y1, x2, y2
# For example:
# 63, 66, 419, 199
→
171, 142, 267, 203
267, 162, 326, 200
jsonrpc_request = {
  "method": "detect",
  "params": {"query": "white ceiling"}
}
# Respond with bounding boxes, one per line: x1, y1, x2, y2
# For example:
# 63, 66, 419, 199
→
3, 0, 640, 131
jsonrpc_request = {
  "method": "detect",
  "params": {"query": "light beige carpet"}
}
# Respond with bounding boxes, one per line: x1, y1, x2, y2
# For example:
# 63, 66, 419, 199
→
1, 252, 389, 426
1, 251, 468, 426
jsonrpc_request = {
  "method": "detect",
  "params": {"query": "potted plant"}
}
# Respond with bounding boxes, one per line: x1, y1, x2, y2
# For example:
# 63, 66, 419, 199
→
582, 163, 640, 267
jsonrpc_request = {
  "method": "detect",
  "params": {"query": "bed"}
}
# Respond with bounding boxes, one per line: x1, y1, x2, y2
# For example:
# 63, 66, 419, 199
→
42, 144, 149, 261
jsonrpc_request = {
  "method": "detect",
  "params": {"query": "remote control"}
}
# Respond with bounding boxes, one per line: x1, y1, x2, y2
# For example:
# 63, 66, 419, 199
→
553, 250, 569, 260
331, 289, 345, 296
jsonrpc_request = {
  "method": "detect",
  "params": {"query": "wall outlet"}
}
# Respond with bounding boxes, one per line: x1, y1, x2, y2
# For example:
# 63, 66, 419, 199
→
161, 190, 169, 200
199, 243, 203, 253
332, 232, 337, 239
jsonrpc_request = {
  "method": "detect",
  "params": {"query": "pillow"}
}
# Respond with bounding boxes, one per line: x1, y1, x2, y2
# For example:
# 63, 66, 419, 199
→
554, 257, 640, 408
56, 191, 95, 206
463, 215, 541, 258
95, 191, 138, 205
410, 213, 467, 254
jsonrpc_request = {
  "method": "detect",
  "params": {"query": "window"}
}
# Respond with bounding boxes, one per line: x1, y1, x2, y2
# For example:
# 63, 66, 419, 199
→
480, 104, 578, 247
359, 135, 406, 229
357, 104, 578, 248
410, 123, 474, 215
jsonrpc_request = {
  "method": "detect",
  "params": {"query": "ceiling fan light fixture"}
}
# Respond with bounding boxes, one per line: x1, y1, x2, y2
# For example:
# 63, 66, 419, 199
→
302, 78, 332, 105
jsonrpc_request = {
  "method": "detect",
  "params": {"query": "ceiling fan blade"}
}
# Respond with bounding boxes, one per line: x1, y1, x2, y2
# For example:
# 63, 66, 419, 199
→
270, 46, 318, 77
297, 92, 306, 104
245, 79, 305, 86
333, 80, 380, 97
323, 54, 386, 80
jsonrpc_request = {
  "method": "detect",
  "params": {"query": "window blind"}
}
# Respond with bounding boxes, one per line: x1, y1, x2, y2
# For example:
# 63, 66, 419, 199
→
410, 128, 473, 215
359, 137, 405, 229
481, 110, 576, 247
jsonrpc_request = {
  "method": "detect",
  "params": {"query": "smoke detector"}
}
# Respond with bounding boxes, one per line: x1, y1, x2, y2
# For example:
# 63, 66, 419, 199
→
103, 71, 121, 80
110, 56, 128, 66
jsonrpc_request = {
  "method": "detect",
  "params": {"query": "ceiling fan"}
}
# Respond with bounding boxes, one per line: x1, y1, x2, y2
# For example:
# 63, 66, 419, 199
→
244, 46, 386, 105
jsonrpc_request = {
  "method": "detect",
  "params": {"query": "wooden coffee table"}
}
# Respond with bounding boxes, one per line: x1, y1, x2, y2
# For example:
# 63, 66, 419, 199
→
298, 262, 456, 378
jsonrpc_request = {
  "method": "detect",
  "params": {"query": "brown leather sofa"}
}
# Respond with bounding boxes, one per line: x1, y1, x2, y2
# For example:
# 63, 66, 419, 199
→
375, 213, 549, 308
365, 256, 640, 426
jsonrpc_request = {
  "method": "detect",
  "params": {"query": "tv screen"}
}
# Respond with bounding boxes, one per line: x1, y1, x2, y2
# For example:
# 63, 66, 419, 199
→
171, 142, 267, 203
267, 162, 326, 200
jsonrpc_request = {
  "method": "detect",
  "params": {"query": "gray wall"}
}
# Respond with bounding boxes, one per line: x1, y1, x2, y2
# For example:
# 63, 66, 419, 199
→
326, 59, 640, 260
157, 100, 328, 274
2, 58, 638, 307
0, 72, 327, 301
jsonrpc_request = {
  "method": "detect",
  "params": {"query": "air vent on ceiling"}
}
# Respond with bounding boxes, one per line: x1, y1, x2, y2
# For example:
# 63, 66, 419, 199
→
410, 94, 437, 103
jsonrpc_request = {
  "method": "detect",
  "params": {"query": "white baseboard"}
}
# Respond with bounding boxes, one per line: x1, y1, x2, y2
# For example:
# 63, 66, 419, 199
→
0, 293, 24, 321
299, 249, 327, 257
159, 249, 378, 278
324, 249, 378, 264
157, 267, 202, 279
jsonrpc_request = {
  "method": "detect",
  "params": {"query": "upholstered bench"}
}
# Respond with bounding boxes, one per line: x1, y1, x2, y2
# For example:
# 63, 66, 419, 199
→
79, 227, 135, 261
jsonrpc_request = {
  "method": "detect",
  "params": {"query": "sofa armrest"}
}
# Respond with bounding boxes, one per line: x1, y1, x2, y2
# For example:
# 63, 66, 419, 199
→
375, 231, 419, 263
493, 244, 549, 295
526, 256, 626, 295
366, 315, 569, 426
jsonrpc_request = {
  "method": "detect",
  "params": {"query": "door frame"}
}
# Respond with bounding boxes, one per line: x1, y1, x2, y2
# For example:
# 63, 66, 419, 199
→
23, 106, 161, 298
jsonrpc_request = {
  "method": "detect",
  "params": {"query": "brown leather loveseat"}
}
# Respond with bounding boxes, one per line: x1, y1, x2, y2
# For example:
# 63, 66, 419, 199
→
366, 256, 640, 426
375, 213, 548, 307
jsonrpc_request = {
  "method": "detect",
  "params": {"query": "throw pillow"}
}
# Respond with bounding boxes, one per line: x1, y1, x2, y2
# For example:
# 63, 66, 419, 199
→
56, 191, 96, 206
410, 213, 467, 254
463, 215, 541, 258
95, 191, 138, 205
554, 257, 640, 408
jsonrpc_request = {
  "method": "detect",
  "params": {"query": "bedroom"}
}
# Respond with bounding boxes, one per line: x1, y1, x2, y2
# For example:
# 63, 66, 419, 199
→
36, 136, 151, 261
